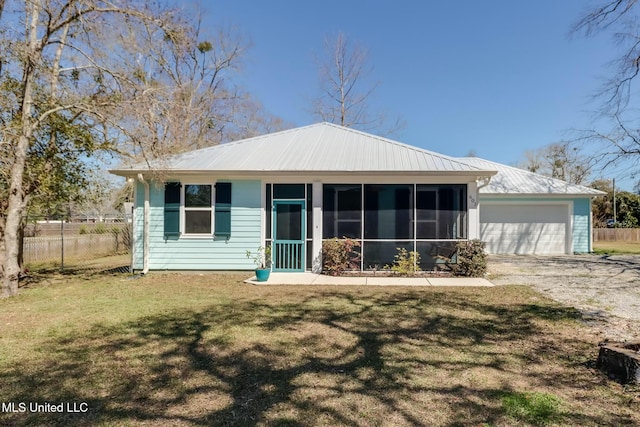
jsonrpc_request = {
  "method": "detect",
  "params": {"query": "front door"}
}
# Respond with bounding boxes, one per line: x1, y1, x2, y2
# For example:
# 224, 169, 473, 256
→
273, 201, 305, 272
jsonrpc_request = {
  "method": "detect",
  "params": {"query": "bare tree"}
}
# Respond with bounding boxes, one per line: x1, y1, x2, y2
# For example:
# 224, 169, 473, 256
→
0, 0, 207, 297
572, 1, 640, 170
574, 0, 639, 113
311, 32, 404, 135
112, 21, 247, 163
518, 143, 593, 185
0, 1, 284, 297
105, 11, 287, 171
224, 97, 291, 141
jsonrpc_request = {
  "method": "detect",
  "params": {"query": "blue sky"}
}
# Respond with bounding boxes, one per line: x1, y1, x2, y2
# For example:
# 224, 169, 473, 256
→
194, 1, 633, 189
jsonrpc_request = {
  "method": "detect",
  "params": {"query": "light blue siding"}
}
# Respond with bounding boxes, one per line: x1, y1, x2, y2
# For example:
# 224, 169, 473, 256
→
572, 198, 592, 253
480, 196, 593, 254
133, 179, 262, 271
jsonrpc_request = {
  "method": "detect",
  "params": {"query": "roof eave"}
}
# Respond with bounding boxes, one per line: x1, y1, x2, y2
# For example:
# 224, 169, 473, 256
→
479, 191, 606, 197
109, 169, 498, 178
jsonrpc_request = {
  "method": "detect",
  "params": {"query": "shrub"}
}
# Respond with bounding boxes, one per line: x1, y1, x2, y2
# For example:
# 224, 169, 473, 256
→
322, 238, 360, 275
448, 239, 487, 277
390, 247, 421, 275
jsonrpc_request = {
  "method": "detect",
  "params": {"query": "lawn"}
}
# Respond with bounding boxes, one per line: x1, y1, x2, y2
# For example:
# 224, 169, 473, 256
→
1, 272, 638, 426
593, 240, 640, 254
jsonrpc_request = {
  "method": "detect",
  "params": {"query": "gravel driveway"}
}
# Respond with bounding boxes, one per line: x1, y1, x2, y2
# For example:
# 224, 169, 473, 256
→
488, 254, 640, 341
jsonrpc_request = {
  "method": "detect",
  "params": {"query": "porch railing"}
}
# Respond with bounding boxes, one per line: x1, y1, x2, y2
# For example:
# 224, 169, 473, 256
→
274, 241, 304, 271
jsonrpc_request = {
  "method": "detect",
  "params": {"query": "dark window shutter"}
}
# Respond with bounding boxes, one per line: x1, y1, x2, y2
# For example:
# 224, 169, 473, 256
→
164, 182, 181, 238
215, 182, 232, 237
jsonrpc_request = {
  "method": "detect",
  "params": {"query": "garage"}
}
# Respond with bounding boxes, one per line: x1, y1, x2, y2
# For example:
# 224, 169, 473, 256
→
480, 203, 571, 255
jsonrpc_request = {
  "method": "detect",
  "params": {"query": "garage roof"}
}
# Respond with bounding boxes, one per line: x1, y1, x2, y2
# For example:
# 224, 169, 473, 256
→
461, 157, 605, 196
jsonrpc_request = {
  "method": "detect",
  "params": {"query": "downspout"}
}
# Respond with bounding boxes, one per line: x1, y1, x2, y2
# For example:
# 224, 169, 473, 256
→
476, 175, 492, 190
137, 173, 150, 274
471, 175, 493, 242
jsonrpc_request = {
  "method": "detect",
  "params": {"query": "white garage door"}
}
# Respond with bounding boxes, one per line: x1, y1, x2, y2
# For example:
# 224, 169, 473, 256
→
480, 204, 570, 255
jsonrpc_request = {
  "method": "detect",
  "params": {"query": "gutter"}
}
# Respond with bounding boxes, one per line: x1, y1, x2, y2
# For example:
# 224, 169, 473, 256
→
137, 173, 150, 274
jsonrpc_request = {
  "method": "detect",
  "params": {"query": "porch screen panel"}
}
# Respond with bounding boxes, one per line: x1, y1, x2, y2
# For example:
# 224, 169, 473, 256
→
416, 187, 437, 239
364, 184, 413, 239
273, 184, 305, 199
363, 241, 413, 270
276, 204, 302, 241
265, 184, 272, 239
438, 185, 466, 239
417, 241, 458, 270
322, 184, 362, 239
416, 185, 467, 239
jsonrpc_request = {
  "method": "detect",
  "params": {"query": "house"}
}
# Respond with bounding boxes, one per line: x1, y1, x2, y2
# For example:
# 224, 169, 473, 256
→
110, 123, 603, 273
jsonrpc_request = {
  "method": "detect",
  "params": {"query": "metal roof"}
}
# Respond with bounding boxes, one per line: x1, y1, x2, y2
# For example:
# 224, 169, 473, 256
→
110, 123, 604, 197
111, 122, 494, 176
461, 157, 605, 196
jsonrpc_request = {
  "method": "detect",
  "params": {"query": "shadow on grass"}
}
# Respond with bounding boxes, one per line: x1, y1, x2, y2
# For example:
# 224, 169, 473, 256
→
0, 289, 636, 426
19, 265, 131, 289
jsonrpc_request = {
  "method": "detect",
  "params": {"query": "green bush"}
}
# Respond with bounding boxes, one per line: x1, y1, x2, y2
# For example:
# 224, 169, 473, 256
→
322, 238, 360, 275
390, 247, 421, 275
448, 239, 487, 277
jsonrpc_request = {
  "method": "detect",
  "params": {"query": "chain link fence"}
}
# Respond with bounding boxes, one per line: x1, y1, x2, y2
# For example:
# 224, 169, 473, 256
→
22, 215, 132, 274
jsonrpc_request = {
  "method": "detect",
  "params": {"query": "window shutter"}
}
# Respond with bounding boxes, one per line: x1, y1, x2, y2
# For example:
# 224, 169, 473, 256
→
214, 182, 232, 237
164, 182, 181, 239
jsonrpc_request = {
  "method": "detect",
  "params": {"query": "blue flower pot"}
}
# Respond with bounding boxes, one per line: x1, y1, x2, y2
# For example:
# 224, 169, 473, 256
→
255, 269, 270, 282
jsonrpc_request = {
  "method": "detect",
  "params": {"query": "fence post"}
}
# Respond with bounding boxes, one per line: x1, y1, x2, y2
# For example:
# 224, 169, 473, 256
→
60, 219, 64, 272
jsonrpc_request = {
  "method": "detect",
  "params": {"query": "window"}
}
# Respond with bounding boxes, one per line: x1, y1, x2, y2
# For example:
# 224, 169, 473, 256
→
184, 184, 212, 234
163, 181, 233, 238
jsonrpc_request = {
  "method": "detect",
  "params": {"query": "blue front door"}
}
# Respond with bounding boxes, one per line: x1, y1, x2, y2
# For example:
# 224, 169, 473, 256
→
273, 201, 305, 272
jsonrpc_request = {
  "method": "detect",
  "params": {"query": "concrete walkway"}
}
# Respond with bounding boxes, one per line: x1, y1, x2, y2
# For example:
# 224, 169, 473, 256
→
245, 272, 494, 287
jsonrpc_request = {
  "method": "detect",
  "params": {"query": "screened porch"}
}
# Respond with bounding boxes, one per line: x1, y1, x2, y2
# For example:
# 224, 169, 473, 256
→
322, 183, 467, 270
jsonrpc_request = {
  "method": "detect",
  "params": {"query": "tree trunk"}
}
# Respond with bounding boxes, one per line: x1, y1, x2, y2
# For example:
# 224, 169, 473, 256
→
2, 131, 31, 297
1, 3, 38, 298
2, 193, 26, 297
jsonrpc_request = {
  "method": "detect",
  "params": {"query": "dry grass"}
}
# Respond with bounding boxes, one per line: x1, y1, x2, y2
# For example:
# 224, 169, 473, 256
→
1, 272, 639, 426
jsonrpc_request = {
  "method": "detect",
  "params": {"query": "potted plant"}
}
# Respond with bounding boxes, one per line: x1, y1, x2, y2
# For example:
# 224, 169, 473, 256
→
246, 245, 271, 282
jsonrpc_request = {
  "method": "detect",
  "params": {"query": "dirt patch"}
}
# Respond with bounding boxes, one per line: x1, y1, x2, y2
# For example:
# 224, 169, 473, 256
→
488, 254, 640, 342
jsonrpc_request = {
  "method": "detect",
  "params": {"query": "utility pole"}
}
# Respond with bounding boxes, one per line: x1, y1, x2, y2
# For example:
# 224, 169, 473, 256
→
613, 178, 617, 225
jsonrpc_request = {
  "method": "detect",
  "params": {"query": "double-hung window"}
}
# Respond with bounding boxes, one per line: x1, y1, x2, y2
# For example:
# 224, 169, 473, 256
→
164, 181, 232, 238
184, 184, 213, 235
